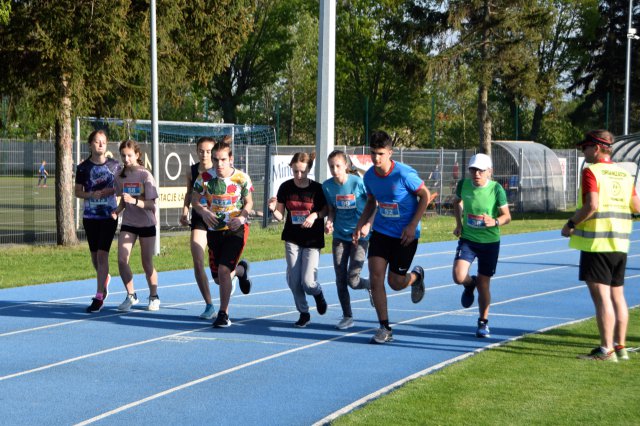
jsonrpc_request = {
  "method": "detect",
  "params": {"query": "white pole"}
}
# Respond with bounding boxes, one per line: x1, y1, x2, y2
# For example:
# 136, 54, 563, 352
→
315, 0, 336, 183
150, 0, 160, 254
624, 0, 635, 135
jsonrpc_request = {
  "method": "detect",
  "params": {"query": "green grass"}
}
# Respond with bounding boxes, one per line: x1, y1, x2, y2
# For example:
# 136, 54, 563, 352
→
0, 212, 571, 288
333, 314, 640, 425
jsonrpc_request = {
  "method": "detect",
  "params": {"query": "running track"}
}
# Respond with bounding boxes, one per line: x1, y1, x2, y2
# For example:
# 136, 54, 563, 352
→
1, 227, 639, 425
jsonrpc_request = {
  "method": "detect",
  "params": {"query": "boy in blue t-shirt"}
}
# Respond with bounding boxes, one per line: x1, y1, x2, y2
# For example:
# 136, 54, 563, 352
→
353, 130, 431, 344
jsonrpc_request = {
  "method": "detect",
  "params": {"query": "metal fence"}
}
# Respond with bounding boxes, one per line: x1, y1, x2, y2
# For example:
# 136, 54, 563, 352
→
0, 139, 585, 245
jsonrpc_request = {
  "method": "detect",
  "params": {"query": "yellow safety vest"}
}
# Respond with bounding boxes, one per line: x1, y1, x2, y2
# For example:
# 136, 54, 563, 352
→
570, 162, 634, 253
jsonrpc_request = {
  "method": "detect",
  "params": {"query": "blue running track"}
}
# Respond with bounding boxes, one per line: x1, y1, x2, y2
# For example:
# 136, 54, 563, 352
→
1, 227, 639, 425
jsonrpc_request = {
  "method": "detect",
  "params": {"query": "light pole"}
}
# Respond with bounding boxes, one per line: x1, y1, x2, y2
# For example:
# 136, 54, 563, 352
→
624, 0, 638, 135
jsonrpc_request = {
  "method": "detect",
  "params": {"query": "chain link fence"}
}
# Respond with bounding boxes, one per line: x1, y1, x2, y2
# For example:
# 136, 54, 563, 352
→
0, 138, 600, 245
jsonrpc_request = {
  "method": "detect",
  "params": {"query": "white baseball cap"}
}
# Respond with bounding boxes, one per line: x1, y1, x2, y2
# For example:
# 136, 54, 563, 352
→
468, 153, 492, 170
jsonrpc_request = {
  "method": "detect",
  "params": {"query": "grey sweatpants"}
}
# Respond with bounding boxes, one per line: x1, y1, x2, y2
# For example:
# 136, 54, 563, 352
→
332, 238, 370, 318
285, 241, 322, 314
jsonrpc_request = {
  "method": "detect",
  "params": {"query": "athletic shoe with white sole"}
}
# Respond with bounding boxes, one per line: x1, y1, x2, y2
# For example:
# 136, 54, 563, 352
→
294, 312, 311, 328
615, 345, 629, 361
199, 304, 216, 320
86, 297, 104, 313
476, 319, 490, 338
335, 316, 354, 330
213, 311, 231, 328
117, 293, 139, 312
147, 296, 161, 311
578, 347, 618, 362
370, 327, 393, 344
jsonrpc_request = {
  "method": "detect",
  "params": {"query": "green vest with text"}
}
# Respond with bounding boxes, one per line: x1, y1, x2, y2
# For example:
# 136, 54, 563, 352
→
570, 162, 634, 253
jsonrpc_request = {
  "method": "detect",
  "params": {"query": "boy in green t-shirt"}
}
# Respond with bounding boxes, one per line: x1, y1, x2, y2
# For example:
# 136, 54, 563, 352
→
452, 153, 511, 338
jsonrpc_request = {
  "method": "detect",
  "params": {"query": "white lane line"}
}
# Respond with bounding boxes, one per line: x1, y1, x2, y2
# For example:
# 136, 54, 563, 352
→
163, 335, 301, 346
73, 284, 597, 426
313, 297, 640, 426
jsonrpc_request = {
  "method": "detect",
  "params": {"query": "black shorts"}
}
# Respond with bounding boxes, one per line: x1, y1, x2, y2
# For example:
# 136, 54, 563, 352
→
120, 224, 157, 238
207, 224, 249, 279
83, 218, 117, 252
579, 251, 627, 286
367, 230, 418, 276
190, 210, 207, 231
454, 238, 500, 277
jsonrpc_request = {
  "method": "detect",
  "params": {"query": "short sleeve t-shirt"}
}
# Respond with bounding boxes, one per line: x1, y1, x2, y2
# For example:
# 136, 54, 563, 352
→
277, 179, 326, 248
115, 167, 158, 228
193, 168, 253, 231
455, 178, 508, 243
363, 160, 425, 239
75, 158, 121, 219
322, 174, 369, 242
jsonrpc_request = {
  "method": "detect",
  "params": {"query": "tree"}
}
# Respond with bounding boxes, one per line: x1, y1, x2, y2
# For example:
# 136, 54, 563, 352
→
207, 0, 299, 124
0, 0, 9, 25
0, 1, 252, 245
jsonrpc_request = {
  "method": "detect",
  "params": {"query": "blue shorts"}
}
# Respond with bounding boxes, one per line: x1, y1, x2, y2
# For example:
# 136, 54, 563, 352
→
454, 238, 500, 277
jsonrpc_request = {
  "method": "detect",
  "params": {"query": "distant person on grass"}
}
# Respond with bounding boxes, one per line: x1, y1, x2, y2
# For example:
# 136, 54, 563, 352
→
322, 150, 375, 330
111, 140, 160, 312
180, 136, 230, 321
75, 130, 120, 313
353, 130, 428, 344
451, 153, 511, 338
268, 152, 329, 328
561, 130, 640, 362
192, 138, 253, 328
37, 160, 49, 187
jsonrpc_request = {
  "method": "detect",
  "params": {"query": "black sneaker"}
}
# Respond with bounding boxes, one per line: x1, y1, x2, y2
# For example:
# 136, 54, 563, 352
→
410, 265, 425, 303
86, 297, 104, 313
461, 275, 477, 308
294, 312, 311, 328
212, 311, 231, 328
314, 292, 328, 315
237, 259, 252, 294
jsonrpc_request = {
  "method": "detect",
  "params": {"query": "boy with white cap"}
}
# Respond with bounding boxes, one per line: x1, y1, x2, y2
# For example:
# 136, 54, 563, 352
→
451, 153, 511, 337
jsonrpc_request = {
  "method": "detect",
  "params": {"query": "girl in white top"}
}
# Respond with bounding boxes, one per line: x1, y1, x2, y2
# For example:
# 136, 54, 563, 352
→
111, 140, 160, 312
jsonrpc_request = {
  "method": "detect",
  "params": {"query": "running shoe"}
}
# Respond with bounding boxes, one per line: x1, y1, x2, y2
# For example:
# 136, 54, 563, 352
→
103, 274, 111, 301
199, 304, 216, 320
314, 292, 328, 315
370, 327, 393, 344
461, 275, 477, 308
117, 293, 139, 312
410, 265, 425, 303
86, 297, 104, 313
476, 319, 490, 338
147, 295, 161, 311
578, 347, 618, 362
213, 311, 232, 328
335, 316, 354, 330
294, 312, 311, 328
237, 259, 252, 294
615, 345, 629, 361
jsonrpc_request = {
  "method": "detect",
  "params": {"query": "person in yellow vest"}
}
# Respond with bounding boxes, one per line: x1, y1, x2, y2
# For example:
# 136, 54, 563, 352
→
562, 130, 640, 362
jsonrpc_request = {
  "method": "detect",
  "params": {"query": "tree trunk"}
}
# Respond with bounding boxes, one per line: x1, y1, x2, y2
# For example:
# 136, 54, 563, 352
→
530, 102, 544, 142
477, 82, 491, 155
55, 73, 78, 246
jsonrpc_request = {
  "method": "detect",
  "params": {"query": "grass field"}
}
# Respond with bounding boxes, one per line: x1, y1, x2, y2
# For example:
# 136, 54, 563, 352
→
2, 211, 638, 424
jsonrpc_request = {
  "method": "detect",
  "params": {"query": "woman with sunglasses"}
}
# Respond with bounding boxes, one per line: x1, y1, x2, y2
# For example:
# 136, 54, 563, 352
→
451, 153, 511, 338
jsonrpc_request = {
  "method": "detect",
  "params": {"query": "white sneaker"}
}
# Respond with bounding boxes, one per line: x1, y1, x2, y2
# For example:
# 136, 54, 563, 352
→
147, 296, 161, 311
231, 276, 238, 296
117, 293, 139, 312
335, 316, 354, 330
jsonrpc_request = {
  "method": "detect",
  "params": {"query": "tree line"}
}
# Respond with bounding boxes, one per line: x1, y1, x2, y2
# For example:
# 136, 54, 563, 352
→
0, 0, 638, 244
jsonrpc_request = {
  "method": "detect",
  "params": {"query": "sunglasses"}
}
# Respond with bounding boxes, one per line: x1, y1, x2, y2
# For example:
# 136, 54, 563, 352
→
580, 143, 597, 152
469, 167, 486, 174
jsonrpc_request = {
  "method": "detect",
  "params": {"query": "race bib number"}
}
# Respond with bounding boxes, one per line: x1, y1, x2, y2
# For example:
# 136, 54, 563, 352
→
123, 183, 142, 196
378, 202, 400, 218
336, 194, 356, 210
467, 213, 485, 228
291, 210, 310, 225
